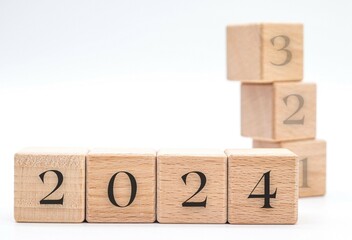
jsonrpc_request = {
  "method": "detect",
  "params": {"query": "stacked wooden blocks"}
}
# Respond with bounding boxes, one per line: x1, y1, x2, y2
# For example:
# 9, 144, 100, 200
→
227, 23, 326, 198
13, 22, 321, 225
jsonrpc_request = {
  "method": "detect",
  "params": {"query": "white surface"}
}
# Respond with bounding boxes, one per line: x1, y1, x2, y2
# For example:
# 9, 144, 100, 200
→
1, 0, 352, 239
1, 80, 351, 240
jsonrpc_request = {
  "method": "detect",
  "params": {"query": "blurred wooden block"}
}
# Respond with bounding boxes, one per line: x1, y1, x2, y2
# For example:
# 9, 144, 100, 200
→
86, 148, 156, 223
253, 139, 326, 197
226, 149, 298, 224
157, 149, 227, 223
14, 148, 87, 223
227, 23, 303, 82
241, 82, 316, 141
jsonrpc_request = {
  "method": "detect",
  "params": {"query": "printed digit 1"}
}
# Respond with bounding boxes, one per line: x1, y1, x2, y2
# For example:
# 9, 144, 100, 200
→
300, 158, 309, 188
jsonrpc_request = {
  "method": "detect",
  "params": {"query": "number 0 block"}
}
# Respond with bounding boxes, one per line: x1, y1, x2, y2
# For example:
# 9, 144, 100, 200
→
157, 149, 227, 223
14, 148, 87, 223
227, 23, 303, 82
241, 82, 316, 141
86, 149, 156, 223
253, 139, 326, 197
226, 149, 298, 224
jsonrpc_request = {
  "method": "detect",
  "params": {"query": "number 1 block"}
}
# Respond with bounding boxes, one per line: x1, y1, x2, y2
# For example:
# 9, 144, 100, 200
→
226, 149, 298, 224
253, 139, 326, 197
157, 149, 227, 223
241, 82, 316, 141
14, 148, 87, 223
227, 23, 303, 82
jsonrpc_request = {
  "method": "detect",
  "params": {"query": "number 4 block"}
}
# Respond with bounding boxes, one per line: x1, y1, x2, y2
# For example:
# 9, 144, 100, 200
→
226, 149, 298, 224
241, 82, 316, 141
14, 148, 87, 222
227, 23, 303, 82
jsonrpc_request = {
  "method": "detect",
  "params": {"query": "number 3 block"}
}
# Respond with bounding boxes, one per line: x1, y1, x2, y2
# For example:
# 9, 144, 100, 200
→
227, 23, 303, 82
86, 149, 156, 223
157, 149, 227, 223
226, 149, 298, 224
241, 82, 316, 141
14, 148, 87, 222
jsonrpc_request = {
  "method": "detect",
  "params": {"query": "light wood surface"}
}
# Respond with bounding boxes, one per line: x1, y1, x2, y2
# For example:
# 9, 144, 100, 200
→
253, 140, 326, 197
86, 148, 156, 223
227, 24, 261, 81
241, 82, 316, 141
157, 149, 227, 223
14, 147, 87, 223
227, 23, 303, 82
226, 149, 298, 224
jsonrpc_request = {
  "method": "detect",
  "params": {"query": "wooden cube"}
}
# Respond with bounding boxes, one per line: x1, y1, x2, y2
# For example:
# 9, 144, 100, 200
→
241, 82, 316, 141
86, 148, 156, 223
157, 149, 227, 223
227, 23, 303, 82
253, 139, 326, 197
14, 148, 87, 223
226, 149, 298, 224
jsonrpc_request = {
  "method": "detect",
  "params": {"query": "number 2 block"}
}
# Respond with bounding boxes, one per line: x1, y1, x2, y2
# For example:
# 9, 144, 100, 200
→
226, 149, 298, 224
86, 149, 156, 223
157, 149, 227, 223
227, 23, 303, 82
241, 82, 316, 141
14, 148, 87, 222
253, 139, 326, 197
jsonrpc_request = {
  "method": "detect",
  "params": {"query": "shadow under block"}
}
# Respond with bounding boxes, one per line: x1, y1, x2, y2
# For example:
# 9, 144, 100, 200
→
226, 149, 298, 224
227, 23, 303, 82
14, 148, 87, 223
157, 149, 227, 223
86, 149, 156, 223
241, 82, 316, 141
253, 139, 326, 197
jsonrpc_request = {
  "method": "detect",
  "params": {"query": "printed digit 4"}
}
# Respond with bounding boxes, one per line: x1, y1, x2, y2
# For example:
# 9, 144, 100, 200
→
248, 171, 277, 208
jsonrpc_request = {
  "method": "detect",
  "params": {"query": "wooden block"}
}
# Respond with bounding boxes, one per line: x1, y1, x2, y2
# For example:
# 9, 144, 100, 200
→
14, 148, 87, 223
157, 149, 227, 223
253, 139, 326, 197
226, 149, 298, 224
86, 148, 156, 223
227, 23, 303, 82
241, 82, 316, 141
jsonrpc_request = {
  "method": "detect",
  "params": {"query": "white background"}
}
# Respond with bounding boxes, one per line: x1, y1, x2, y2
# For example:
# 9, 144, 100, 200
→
1, 0, 352, 239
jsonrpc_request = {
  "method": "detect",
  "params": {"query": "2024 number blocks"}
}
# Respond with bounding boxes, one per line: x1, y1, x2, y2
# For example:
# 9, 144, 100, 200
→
15, 148, 298, 224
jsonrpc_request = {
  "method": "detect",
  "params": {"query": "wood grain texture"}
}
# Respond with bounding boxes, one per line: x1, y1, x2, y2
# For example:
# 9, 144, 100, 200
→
241, 83, 273, 139
227, 24, 261, 81
14, 148, 87, 223
241, 82, 316, 141
253, 139, 326, 197
86, 148, 156, 223
227, 23, 303, 82
226, 149, 298, 224
157, 149, 227, 223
